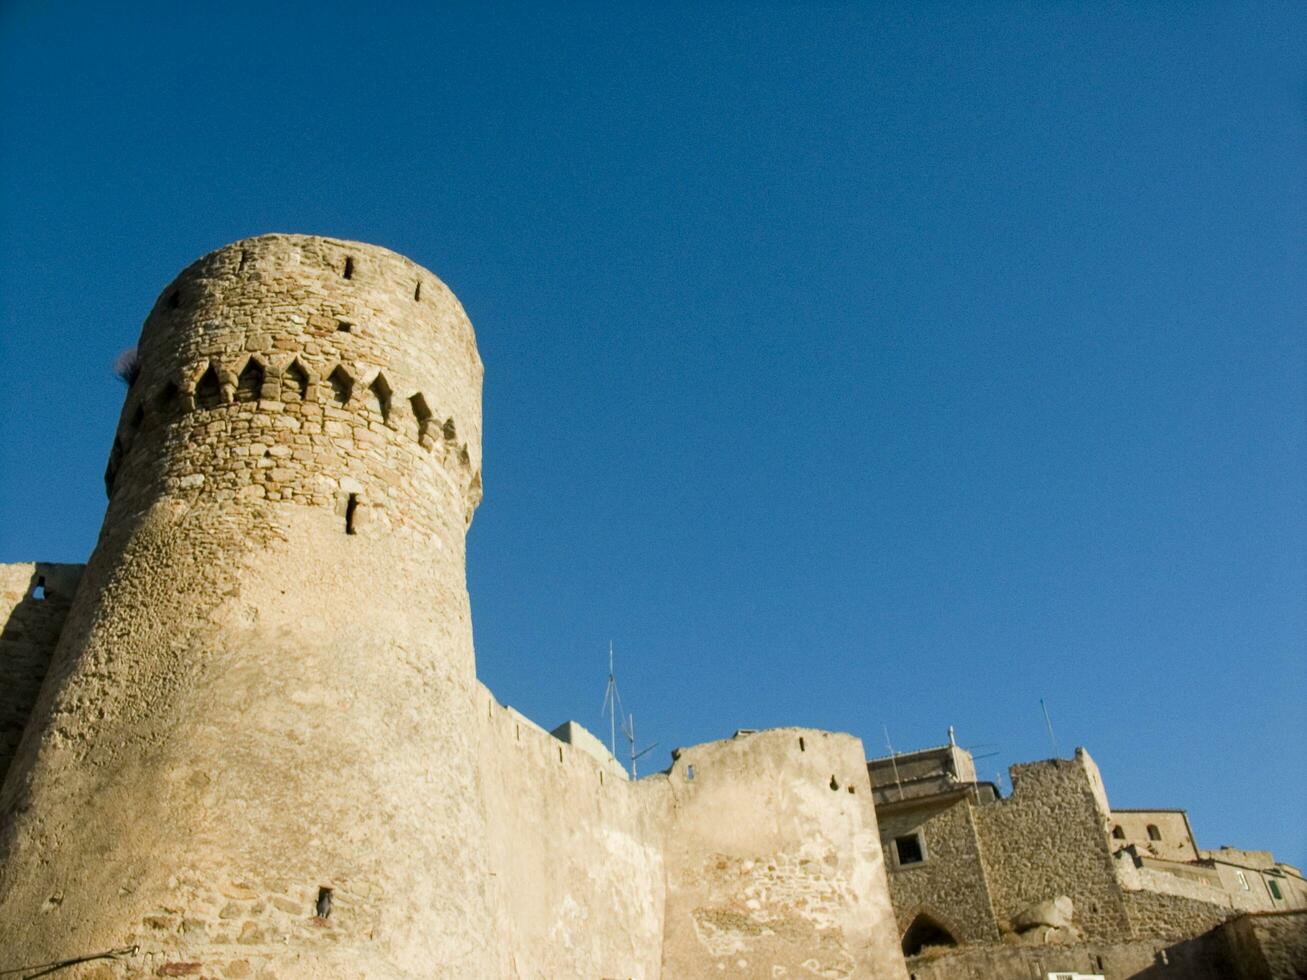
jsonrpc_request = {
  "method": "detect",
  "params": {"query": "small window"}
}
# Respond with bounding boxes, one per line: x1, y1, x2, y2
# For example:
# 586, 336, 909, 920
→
1112, 826, 1125, 840
342, 257, 354, 280
1147, 824, 1162, 841
1268, 879, 1282, 900
895, 834, 925, 867
1236, 871, 1250, 891
195, 364, 222, 410
328, 366, 353, 405
31, 576, 46, 600
236, 358, 264, 402
686, 765, 695, 781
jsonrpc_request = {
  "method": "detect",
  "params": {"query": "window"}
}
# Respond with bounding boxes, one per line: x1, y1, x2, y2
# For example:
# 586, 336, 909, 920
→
1236, 871, 1250, 891
900, 913, 956, 956
1268, 879, 1282, 900
1147, 824, 1162, 841
895, 834, 925, 867
1112, 826, 1125, 840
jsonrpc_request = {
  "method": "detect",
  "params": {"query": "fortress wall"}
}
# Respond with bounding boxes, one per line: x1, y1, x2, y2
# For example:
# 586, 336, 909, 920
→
1122, 889, 1239, 942
475, 687, 666, 979
877, 799, 1000, 944
972, 749, 1133, 939
0, 563, 82, 790
0, 237, 496, 976
659, 728, 908, 980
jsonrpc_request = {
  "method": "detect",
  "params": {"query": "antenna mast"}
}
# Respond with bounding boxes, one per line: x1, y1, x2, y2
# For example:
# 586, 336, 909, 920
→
883, 725, 905, 802
1040, 698, 1059, 757
601, 642, 620, 761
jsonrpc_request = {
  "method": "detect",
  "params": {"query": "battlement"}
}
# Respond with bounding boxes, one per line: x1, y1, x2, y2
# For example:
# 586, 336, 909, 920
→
104, 234, 483, 541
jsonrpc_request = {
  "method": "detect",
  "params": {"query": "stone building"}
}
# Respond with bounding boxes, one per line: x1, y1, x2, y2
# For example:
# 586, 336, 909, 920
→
867, 733, 1307, 978
0, 235, 908, 979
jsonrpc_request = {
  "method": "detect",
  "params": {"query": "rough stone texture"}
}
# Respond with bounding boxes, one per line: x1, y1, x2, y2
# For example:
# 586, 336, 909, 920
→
0, 563, 82, 787
1109, 809, 1200, 862
878, 793, 1000, 945
1219, 910, 1307, 980
1012, 895, 1074, 931
0, 235, 908, 979
1122, 888, 1242, 942
972, 750, 1134, 940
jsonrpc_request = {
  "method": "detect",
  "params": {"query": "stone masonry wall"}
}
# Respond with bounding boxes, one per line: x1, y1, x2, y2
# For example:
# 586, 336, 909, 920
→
972, 749, 1133, 939
1220, 910, 1307, 980
0, 563, 82, 789
878, 799, 1000, 945
1123, 889, 1239, 942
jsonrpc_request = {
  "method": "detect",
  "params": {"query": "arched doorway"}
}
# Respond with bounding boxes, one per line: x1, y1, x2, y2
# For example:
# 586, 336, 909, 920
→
901, 911, 959, 956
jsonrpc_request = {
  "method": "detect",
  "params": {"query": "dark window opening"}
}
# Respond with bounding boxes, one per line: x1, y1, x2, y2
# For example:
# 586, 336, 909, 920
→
901, 913, 956, 957
1147, 824, 1162, 841
799, 737, 805, 752
345, 494, 358, 535
848, 785, 855, 794
195, 364, 222, 409
328, 366, 353, 405
285, 360, 309, 400
342, 257, 354, 279
336, 320, 352, 333
895, 834, 925, 867
236, 359, 264, 402
442, 417, 457, 441
238, 248, 249, 271
414, 281, 422, 301
1112, 826, 1126, 841
167, 290, 180, 309
829, 775, 840, 791
157, 381, 180, 410
315, 887, 333, 919
1269, 880, 1282, 900
31, 576, 46, 600
686, 765, 695, 781
369, 373, 392, 422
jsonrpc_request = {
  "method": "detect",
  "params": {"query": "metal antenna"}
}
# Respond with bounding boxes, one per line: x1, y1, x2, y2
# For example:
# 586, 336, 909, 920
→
622, 712, 658, 779
1040, 698, 1059, 757
600, 642, 621, 762
883, 725, 905, 802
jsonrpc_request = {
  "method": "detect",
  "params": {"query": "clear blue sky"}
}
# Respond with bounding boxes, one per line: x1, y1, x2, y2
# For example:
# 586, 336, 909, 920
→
1, 2, 1303, 865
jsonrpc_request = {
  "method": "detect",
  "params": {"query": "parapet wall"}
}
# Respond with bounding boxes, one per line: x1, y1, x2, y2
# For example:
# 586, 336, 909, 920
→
0, 563, 82, 789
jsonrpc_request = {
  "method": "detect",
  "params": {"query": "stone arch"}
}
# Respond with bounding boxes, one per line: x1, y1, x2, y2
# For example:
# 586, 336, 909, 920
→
236, 357, 265, 402
1147, 824, 1162, 841
194, 363, 222, 410
283, 359, 310, 401
328, 365, 353, 406
900, 908, 960, 957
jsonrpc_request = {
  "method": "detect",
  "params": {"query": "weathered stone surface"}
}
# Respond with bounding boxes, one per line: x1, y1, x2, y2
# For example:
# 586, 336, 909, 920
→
0, 235, 908, 979
1012, 895, 1074, 931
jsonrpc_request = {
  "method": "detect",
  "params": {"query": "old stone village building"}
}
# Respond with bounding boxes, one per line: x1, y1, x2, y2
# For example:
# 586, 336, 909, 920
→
0, 236, 1301, 979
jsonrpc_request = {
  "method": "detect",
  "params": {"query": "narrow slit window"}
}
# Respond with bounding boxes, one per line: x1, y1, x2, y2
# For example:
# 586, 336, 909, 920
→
414, 280, 422, 301
343, 256, 354, 279
1147, 824, 1162, 841
686, 765, 695, 781
830, 775, 840, 791
410, 393, 433, 446
157, 381, 180, 410
799, 737, 805, 752
31, 576, 46, 600
345, 494, 358, 535
315, 887, 333, 919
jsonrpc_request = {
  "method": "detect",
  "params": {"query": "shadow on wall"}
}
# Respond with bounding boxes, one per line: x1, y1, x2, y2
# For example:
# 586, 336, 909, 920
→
0, 563, 83, 791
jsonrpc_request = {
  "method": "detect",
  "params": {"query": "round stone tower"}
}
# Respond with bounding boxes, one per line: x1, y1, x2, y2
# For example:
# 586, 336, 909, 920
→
0, 236, 493, 975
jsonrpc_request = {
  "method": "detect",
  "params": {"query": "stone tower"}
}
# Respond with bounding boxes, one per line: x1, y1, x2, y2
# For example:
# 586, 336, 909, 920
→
0, 235, 494, 974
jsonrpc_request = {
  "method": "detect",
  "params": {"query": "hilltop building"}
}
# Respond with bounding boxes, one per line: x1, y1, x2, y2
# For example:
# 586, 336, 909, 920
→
867, 733, 1306, 978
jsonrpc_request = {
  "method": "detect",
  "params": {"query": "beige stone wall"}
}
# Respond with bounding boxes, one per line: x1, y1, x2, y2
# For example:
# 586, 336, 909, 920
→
0, 236, 494, 976
0, 236, 908, 979
1122, 889, 1239, 941
476, 687, 666, 979
902, 933, 1235, 980
0, 563, 82, 789
1220, 910, 1307, 980
1110, 809, 1198, 862
877, 799, 999, 945
659, 728, 908, 980
972, 750, 1133, 939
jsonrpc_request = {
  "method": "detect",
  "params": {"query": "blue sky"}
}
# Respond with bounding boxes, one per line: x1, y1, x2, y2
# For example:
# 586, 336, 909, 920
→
1, 2, 1303, 865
